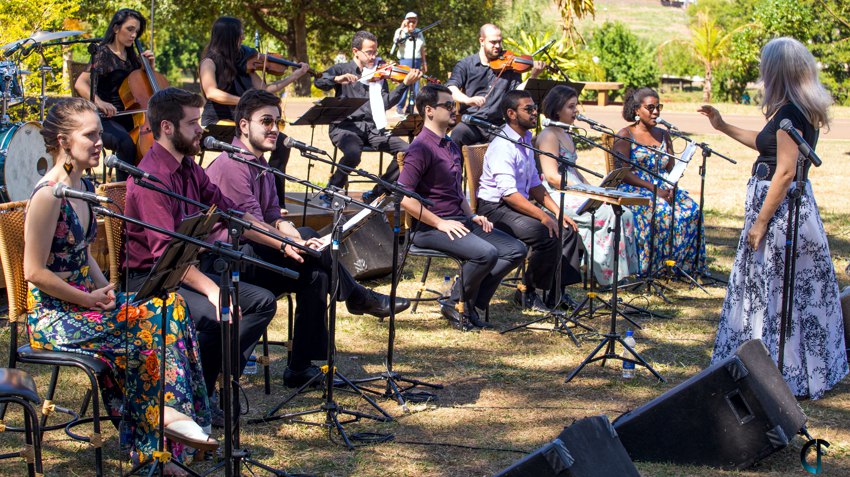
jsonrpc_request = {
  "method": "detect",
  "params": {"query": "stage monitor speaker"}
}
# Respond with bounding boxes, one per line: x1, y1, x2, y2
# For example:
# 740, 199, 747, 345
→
612, 339, 807, 470
336, 212, 394, 280
494, 415, 640, 477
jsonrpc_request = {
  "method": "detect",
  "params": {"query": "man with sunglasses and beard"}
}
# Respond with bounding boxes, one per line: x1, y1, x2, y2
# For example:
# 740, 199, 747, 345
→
476, 90, 583, 313
205, 89, 410, 378
124, 88, 283, 397
446, 23, 545, 148
397, 84, 526, 331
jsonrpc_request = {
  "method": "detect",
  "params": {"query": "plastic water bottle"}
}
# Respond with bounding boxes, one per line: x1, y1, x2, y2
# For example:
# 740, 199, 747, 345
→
440, 275, 452, 298
622, 330, 636, 379
244, 355, 258, 375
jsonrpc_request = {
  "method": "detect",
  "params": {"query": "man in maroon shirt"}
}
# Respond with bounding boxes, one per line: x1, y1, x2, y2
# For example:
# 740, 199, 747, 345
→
205, 90, 409, 322
397, 84, 526, 330
124, 88, 319, 391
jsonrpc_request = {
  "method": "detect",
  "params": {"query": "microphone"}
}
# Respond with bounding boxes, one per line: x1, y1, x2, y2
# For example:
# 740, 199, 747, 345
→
575, 113, 606, 130
532, 38, 557, 56
52, 182, 112, 204
202, 136, 253, 156
2, 40, 26, 58
104, 155, 165, 185
283, 136, 327, 155
461, 114, 501, 131
541, 117, 581, 132
656, 117, 678, 130
779, 118, 822, 167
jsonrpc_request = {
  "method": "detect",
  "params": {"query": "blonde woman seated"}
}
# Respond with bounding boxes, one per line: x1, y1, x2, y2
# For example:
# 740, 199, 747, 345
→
24, 98, 215, 475
537, 85, 639, 286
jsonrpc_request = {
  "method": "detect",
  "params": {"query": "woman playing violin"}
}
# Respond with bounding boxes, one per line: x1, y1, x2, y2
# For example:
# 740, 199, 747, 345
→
199, 16, 309, 202
446, 23, 545, 147
75, 8, 152, 181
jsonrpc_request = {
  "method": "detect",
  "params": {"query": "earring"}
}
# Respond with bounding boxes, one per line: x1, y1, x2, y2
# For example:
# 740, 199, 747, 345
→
63, 155, 74, 175
634, 115, 640, 122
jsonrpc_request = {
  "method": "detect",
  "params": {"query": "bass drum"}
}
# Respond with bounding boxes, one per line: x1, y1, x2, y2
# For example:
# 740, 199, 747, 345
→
0, 122, 52, 202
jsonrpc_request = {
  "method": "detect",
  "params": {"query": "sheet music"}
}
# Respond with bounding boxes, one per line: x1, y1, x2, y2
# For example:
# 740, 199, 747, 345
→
666, 140, 698, 184
315, 195, 388, 251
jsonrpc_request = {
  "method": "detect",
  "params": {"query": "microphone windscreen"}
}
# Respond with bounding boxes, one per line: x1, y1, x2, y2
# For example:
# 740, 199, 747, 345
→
283, 136, 295, 148
202, 136, 220, 149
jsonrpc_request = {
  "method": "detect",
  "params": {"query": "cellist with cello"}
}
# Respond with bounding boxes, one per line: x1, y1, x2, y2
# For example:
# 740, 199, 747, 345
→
74, 8, 155, 180
199, 16, 312, 203
446, 23, 545, 147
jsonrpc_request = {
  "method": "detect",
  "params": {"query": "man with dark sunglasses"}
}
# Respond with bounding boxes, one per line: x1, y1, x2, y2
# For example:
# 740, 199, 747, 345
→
398, 84, 526, 330
206, 89, 410, 386
476, 89, 584, 312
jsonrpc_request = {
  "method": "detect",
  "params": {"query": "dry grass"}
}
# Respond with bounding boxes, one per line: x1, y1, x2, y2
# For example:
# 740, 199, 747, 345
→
1, 109, 849, 476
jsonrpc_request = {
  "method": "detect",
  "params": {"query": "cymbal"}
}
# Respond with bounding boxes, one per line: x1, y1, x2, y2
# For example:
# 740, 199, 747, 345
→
30, 30, 84, 44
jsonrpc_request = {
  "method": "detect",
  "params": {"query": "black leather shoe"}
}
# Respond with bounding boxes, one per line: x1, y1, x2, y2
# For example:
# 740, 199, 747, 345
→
283, 365, 323, 388
440, 303, 475, 331
467, 307, 495, 329
545, 291, 580, 311
514, 289, 552, 313
347, 289, 410, 318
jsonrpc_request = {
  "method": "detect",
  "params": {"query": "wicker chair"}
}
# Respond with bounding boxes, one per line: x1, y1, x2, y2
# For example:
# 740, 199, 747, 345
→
461, 144, 488, 213
602, 133, 618, 174
0, 200, 109, 476
95, 182, 126, 285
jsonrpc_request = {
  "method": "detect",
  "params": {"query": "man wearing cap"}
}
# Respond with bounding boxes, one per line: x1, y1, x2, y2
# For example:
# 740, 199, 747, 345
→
390, 12, 427, 115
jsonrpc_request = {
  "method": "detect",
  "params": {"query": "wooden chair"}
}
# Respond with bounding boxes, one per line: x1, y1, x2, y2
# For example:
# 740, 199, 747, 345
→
0, 368, 44, 477
461, 144, 489, 213
0, 200, 108, 476
602, 133, 617, 174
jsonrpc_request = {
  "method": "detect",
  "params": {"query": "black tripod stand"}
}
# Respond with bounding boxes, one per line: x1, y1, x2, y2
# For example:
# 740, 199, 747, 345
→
565, 199, 666, 384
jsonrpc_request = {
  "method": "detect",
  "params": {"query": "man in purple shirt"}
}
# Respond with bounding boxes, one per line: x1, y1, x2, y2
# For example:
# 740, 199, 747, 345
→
205, 90, 409, 352
398, 84, 526, 330
476, 89, 583, 312
124, 88, 308, 393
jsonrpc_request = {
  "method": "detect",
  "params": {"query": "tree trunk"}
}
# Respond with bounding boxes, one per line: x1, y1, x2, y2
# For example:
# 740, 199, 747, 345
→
293, 8, 311, 97
703, 64, 712, 103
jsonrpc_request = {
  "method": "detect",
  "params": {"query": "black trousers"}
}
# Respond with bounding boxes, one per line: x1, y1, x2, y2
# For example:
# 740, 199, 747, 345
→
328, 121, 407, 196
102, 116, 136, 181
204, 123, 291, 204
477, 199, 583, 292
410, 217, 527, 311
127, 258, 277, 396
449, 122, 493, 148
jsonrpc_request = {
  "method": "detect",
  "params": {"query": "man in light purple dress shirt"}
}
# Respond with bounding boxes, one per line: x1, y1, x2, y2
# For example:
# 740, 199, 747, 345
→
476, 90, 583, 312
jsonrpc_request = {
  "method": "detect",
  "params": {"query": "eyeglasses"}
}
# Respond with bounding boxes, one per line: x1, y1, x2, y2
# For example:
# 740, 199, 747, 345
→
432, 100, 456, 111
643, 103, 664, 113
519, 104, 538, 113
254, 117, 285, 130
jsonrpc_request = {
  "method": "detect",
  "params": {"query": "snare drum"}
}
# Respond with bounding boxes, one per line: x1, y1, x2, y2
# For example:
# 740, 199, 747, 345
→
0, 61, 24, 107
0, 122, 52, 202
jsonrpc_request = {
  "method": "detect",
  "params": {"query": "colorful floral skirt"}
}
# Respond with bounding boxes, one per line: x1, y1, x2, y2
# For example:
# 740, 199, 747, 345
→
27, 266, 210, 462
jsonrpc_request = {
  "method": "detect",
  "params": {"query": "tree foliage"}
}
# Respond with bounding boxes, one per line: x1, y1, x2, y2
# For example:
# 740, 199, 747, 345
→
587, 21, 658, 98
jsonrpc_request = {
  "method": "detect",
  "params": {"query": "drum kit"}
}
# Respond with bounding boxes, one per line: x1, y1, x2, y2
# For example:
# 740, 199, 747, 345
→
1, 30, 86, 202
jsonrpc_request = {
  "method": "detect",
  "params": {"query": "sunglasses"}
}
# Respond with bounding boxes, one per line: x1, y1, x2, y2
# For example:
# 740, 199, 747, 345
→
643, 103, 664, 113
254, 117, 286, 130
432, 100, 457, 111
518, 104, 538, 113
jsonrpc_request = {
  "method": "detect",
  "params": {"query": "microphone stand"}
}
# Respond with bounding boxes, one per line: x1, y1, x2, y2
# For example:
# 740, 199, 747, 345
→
585, 124, 681, 304
666, 128, 735, 287
91, 207, 296, 477
475, 125, 601, 341
288, 151, 445, 410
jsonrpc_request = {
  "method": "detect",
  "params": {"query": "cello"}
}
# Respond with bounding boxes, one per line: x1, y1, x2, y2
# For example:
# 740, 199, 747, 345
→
118, 38, 168, 162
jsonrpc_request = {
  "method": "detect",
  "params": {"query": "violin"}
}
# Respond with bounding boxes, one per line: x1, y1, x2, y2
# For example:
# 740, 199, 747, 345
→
368, 62, 440, 84
244, 48, 320, 78
118, 39, 168, 162
488, 50, 538, 73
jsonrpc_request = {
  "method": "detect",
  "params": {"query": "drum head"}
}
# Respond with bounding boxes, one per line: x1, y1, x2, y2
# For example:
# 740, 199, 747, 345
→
1, 122, 52, 202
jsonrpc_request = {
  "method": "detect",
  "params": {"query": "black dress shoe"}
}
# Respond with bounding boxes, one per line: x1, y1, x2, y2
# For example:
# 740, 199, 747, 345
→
347, 289, 411, 318
545, 291, 580, 311
514, 289, 553, 313
467, 307, 495, 329
440, 303, 475, 331
283, 365, 323, 388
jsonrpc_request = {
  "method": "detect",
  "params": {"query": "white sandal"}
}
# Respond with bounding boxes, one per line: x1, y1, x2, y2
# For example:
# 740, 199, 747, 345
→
164, 420, 219, 451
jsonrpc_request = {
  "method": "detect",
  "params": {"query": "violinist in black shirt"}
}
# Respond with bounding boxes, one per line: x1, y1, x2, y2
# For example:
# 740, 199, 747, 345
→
314, 30, 422, 204
446, 24, 544, 147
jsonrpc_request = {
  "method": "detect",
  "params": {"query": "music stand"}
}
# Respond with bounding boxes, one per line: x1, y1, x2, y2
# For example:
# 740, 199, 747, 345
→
290, 97, 367, 222
387, 113, 424, 142
126, 210, 220, 477
520, 78, 585, 107
565, 191, 666, 384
